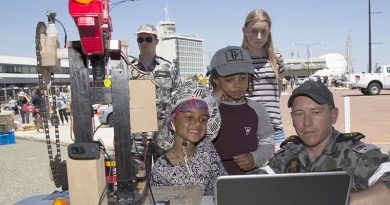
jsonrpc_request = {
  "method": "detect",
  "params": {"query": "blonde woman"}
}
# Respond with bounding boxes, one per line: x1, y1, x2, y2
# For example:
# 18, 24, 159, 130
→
242, 8, 286, 145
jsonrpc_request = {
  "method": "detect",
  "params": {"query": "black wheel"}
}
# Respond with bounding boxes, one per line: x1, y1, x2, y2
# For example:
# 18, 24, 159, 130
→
107, 114, 114, 127
4, 107, 10, 110
368, 83, 381, 95
361, 88, 369, 95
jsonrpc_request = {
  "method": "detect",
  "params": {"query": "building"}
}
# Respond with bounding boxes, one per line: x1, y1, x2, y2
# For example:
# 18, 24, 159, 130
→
284, 52, 347, 80
284, 57, 327, 80
156, 19, 204, 80
0, 55, 70, 100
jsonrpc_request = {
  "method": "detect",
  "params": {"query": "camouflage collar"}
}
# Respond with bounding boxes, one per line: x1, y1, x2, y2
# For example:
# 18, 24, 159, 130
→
322, 128, 340, 155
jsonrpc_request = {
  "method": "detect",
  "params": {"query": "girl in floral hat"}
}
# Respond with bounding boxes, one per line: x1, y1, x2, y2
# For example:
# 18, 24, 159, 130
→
151, 80, 227, 196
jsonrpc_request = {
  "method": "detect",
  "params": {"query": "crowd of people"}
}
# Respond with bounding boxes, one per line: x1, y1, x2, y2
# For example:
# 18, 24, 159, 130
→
130, 8, 390, 204
2, 88, 71, 130
9, 7, 389, 204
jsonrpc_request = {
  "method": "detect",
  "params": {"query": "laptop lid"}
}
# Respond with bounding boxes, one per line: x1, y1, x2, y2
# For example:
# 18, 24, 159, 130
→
214, 171, 351, 205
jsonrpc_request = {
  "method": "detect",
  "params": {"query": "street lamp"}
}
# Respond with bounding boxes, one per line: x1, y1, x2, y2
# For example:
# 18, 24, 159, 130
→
293, 42, 323, 76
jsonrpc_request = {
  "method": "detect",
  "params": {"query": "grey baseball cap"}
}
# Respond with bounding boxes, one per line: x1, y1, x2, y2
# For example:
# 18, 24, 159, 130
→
207, 46, 254, 76
288, 80, 335, 108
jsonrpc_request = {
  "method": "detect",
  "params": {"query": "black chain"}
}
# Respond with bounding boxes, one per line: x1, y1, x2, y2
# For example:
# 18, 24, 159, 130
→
35, 21, 62, 188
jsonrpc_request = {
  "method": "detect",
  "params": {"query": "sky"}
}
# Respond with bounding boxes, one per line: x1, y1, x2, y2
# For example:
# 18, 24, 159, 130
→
0, 0, 389, 73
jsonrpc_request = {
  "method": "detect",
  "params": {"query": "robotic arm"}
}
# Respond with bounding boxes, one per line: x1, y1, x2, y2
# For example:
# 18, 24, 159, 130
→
69, 0, 113, 82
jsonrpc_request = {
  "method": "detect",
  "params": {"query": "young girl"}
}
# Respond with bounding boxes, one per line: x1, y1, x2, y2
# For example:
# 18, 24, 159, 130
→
207, 46, 275, 175
151, 80, 226, 196
242, 8, 286, 144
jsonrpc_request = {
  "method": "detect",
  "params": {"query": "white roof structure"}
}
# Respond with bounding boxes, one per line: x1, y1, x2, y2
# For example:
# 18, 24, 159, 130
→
319, 53, 347, 75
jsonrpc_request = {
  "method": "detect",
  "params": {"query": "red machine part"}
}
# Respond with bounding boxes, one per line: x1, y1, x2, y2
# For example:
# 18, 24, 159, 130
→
68, 0, 112, 56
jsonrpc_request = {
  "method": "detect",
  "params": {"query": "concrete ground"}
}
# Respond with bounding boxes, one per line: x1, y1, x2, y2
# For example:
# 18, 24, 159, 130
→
9, 87, 390, 152
1, 87, 389, 204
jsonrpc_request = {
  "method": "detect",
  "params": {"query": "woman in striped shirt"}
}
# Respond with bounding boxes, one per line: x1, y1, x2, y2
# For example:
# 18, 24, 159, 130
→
242, 8, 286, 145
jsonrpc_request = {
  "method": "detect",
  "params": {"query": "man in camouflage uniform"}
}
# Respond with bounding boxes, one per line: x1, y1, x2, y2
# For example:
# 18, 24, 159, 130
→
130, 24, 180, 124
130, 24, 180, 160
261, 80, 390, 204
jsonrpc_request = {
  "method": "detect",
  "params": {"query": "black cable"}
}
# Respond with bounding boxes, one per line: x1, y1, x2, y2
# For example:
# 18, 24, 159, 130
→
55, 19, 67, 48
143, 140, 156, 205
98, 148, 113, 205
93, 124, 103, 137
98, 184, 109, 205
109, 0, 139, 12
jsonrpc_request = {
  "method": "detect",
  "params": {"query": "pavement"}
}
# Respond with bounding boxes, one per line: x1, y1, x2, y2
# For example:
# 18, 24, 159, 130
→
7, 87, 390, 154
1, 87, 390, 205
10, 113, 116, 150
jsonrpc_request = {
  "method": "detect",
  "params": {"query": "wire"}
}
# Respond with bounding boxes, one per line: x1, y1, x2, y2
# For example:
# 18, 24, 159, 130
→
93, 124, 103, 137
55, 19, 67, 48
98, 145, 113, 204
98, 184, 109, 205
142, 137, 158, 205
121, 52, 159, 87
109, 0, 139, 12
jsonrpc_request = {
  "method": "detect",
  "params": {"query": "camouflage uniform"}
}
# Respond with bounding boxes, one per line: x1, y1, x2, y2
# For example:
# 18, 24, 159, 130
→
130, 56, 180, 127
130, 55, 181, 162
267, 128, 390, 192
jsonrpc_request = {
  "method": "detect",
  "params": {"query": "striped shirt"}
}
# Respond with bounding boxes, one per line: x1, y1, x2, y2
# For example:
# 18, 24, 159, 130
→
247, 52, 285, 130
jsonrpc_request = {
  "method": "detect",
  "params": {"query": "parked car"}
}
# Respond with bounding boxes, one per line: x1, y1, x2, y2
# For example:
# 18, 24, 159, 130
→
97, 106, 113, 127
350, 65, 390, 95
296, 77, 309, 86
92, 104, 101, 114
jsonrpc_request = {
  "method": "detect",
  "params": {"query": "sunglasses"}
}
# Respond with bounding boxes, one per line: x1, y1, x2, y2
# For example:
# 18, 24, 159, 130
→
137, 36, 154, 43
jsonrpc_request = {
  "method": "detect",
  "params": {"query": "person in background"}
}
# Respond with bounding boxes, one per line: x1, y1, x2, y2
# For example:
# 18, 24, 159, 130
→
55, 90, 68, 125
8, 97, 18, 115
17, 91, 31, 124
31, 88, 43, 132
259, 80, 390, 205
130, 24, 181, 159
151, 80, 226, 196
208, 46, 275, 175
241, 8, 286, 146
290, 78, 295, 90
31, 88, 41, 117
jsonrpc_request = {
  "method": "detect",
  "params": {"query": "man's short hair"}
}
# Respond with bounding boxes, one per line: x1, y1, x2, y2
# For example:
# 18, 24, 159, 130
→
288, 80, 335, 108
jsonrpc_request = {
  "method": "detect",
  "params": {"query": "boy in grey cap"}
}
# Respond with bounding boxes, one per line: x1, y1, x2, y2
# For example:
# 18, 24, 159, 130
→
208, 46, 275, 175
261, 80, 390, 204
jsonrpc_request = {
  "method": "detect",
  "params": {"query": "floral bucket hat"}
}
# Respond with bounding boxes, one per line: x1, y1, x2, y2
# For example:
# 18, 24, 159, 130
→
155, 80, 221, 150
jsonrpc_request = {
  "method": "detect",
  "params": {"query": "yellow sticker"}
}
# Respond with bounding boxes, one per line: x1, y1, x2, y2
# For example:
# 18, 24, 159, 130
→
104, 79, 112, 87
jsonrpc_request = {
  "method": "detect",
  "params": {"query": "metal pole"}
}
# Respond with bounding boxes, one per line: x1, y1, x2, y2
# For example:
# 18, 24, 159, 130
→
344, 97, 351, 133
368, 0, 372, 73
306, 44, 310, 76
293, 42, 323, 77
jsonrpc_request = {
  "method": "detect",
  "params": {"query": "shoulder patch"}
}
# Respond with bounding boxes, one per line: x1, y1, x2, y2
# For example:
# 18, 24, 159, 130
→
336, 132, 365, 143
352, 143, 380, 154
274, 147, 285, 156
279, 135, 302, 149
156, 56, 172, 64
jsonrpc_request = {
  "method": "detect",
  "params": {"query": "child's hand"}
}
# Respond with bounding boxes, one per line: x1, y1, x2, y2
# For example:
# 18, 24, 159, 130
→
233, 153, 255, 171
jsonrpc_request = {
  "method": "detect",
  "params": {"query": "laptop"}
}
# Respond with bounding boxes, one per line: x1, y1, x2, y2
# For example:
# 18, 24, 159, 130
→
214, 171, 351, 205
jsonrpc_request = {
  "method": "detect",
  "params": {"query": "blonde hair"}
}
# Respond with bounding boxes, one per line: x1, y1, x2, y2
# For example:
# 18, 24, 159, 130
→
241, 8, 281, 82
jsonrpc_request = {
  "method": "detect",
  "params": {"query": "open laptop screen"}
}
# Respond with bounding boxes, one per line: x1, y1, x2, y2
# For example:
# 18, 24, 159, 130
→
214, 171, 351, 205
